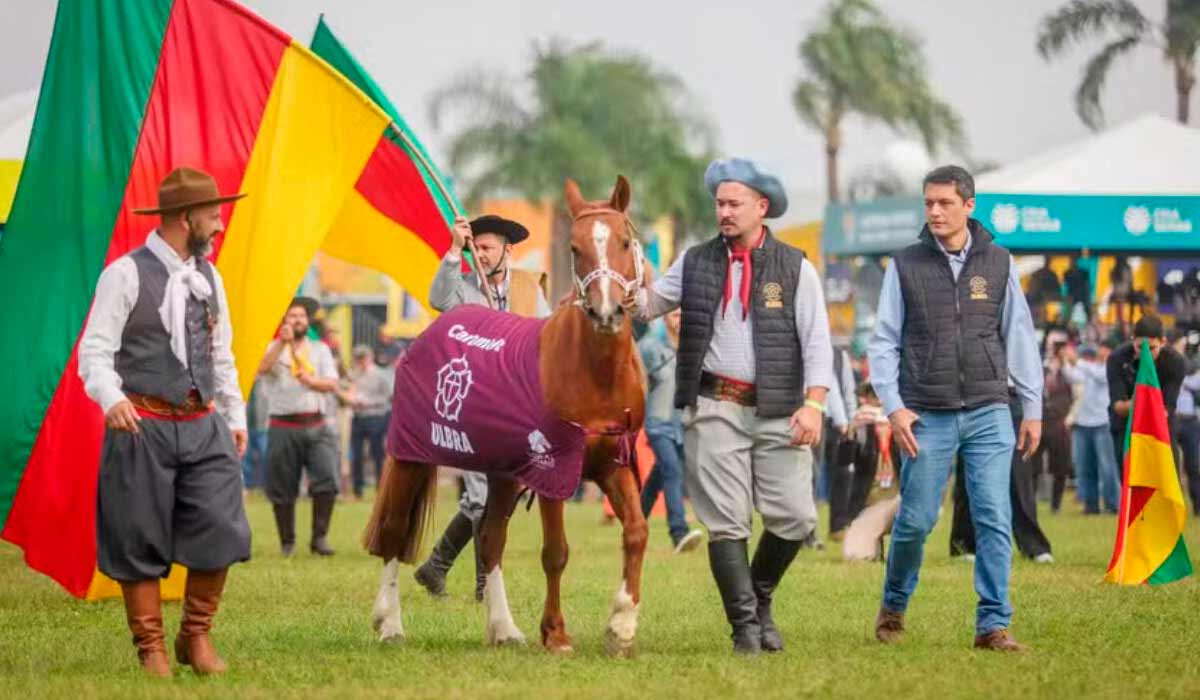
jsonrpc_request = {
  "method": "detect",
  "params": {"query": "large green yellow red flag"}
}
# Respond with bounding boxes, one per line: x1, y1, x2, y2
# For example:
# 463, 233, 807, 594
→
0, 0, 455, 597
1105, 340, 1193, 585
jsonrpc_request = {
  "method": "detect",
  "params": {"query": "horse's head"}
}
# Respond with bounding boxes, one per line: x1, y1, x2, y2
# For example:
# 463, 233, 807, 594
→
563, 175, 644, 335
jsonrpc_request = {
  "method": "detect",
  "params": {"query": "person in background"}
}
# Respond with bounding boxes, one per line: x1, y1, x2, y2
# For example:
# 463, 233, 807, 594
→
637, 309, 704, 553
1038, 342, 1075, 513
348, 345, 394, 500
1172, 335, 1200, 515
258, 297, 342, 557
241, 380, 269, 491
1062, 341, 1119, 513
1107, 315, 1187, 469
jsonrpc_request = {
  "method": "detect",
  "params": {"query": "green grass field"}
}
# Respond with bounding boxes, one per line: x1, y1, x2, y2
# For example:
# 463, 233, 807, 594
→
2, 488, 1199, 699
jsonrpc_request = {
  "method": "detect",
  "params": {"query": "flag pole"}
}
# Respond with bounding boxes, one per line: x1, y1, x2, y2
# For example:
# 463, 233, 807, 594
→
388, 122, 496, 310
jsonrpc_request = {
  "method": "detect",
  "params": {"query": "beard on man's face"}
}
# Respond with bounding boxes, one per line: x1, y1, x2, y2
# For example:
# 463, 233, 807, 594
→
186, 230, 213, 258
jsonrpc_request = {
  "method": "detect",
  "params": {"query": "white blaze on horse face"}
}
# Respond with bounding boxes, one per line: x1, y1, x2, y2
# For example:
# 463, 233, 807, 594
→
604, 579, 639, 657
590, 219, 617, 318
483, 566, 526, 646
371, 558, 405, 642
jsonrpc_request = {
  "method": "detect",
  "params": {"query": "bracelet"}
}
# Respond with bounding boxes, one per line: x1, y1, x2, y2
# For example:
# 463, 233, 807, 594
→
804, 399, 825, 413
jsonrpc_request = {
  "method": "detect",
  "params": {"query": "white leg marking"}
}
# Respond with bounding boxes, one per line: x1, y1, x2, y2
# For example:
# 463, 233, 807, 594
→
604, 579, 640, 657
591, 220, 617, 319
483, 566, 526, 646
371, 558, 405, 643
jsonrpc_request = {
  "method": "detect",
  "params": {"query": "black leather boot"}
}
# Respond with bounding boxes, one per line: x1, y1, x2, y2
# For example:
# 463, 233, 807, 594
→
708, 539, 761, 654
414, 511, 474, 597
750, 531, 802, 652
310, 493, 336, 556
272, 502, 296, 557
472, 516, 486, 602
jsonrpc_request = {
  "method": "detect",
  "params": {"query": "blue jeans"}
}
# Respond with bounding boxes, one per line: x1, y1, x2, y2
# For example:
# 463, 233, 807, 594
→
350, 413, 389, 497
1073, 425, 1120, 513
240, 429, 268, 489
882, 404, 1016, 635
642, 428, 690, 545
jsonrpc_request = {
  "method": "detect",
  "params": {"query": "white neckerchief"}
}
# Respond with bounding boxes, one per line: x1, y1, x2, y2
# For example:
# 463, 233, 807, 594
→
147, 230, 213, 368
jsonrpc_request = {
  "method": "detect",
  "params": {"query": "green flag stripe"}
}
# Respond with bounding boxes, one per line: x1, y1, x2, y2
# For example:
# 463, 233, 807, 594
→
1147, 535, 1193, 585
0, 0, 174, 527
310, 16, 463, 226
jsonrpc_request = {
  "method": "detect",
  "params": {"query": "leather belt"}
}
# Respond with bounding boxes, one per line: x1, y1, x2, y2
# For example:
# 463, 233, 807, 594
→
127, 391, 213, 419
699, 372, 757, 407
270, 412, 326, 428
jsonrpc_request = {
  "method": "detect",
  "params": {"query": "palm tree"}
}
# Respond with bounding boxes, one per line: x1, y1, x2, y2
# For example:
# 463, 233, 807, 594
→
1037, 0, 1200, 129
429, 40, 715, 298
792, 0, 966, 203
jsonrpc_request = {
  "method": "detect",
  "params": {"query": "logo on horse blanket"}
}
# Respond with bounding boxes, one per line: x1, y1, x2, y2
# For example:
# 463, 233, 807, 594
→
387, 306, 588, 500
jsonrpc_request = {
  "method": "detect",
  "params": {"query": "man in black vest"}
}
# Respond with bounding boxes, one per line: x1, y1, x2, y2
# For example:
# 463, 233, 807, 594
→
79, 168, 252, 676
636, 157, 834, 655
868, 165, 1043, 652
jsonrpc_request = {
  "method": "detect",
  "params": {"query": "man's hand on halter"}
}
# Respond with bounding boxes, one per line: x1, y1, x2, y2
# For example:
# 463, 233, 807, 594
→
450, 216, 472, 255
106, 399, 142, 434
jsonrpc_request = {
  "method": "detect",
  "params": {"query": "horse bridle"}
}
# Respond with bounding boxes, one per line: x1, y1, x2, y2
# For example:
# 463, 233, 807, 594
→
569, 207, 644, 308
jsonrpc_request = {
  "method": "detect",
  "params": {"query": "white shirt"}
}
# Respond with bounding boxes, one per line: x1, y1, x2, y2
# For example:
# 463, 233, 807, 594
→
259, 339, 339, 416
638, 246, 834, 392
78, 230, 247, 430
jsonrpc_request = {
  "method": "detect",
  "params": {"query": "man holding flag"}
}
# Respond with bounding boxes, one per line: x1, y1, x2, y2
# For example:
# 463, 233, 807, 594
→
78, 168, 251, 677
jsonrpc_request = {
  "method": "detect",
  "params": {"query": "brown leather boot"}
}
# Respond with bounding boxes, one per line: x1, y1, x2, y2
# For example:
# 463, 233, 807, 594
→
974, 628, 1029, 652
120, 580, 172, 677
874, 607, 905, 644
174, 568, 230, 675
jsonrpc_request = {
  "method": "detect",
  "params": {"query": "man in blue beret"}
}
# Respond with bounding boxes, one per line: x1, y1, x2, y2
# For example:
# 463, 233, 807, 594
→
636, 157, 834, 654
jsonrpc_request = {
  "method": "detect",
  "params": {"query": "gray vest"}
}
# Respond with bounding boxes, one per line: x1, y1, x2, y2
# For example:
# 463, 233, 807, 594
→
893, 220, 1010, 411
114, 247, 218, 406
674, 230, 806, 418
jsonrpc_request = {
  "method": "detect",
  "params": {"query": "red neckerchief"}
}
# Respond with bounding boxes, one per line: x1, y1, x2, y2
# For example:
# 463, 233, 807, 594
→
722, 228, 767, 320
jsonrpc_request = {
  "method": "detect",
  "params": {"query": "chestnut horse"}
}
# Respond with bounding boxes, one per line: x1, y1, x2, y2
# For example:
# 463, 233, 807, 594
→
364, 175, 648, 656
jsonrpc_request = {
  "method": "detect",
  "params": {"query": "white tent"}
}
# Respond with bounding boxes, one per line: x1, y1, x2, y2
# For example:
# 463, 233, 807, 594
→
977, 113, 1200, 195
0, 89, 37, 161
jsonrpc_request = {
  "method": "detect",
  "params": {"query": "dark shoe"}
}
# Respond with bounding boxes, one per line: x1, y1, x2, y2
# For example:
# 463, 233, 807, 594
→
414, 511, 474, 597
750, 531, 802, 653
875, 607, 905, 644
974, 629, 1029, 652
272, 502, 296, 557
708, 539, 762, 655
310, 493, 336, 556
119, 580, 172, 677
472, 516, 486, 602
175, 569, 229, 675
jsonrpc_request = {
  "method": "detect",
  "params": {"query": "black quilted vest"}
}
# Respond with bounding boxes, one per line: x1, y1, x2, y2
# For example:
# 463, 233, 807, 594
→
893, 219, 1011, 411
674, 230, 806, 418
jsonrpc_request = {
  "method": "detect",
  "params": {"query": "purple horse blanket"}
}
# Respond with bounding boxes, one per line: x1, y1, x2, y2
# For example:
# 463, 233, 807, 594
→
386, 305, 588, 500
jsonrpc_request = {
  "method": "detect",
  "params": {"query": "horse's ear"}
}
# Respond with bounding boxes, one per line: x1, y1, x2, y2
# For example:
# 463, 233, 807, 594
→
610, 175, 631, 213
564, 178, 586, 218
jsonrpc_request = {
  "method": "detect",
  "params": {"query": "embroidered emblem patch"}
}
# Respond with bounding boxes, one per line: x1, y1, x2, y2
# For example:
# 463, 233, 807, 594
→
969, 275, 989, 301
762, 282, 784, 309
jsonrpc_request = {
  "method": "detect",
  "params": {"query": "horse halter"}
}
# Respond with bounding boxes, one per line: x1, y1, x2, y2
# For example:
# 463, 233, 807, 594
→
569, 207, 644, 307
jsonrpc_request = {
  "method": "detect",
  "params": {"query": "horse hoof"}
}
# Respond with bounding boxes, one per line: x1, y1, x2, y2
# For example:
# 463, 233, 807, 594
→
603, 630, 635, 658
543, 634, 575, 655
486, 624, 527, 647
378, 628, 406, 644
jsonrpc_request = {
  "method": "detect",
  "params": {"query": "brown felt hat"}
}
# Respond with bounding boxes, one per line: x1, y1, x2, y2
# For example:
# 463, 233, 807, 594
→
132, 167, 246, 215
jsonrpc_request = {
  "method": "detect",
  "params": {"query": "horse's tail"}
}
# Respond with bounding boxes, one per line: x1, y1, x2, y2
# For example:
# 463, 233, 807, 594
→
362, 456, 438, 564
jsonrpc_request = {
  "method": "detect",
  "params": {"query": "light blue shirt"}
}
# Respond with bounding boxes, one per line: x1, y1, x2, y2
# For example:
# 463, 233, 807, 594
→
1061, 360, 1110, 428
867, 231, 1044, 420
1178, 371, 1200, 419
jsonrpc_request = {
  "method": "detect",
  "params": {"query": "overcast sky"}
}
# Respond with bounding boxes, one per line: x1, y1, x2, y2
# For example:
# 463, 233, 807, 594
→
0, 0, 1184, 221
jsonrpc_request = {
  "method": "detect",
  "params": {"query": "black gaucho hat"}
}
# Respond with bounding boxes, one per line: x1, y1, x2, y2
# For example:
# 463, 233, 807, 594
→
289, 296, 320, 319
470, 215, 529, 244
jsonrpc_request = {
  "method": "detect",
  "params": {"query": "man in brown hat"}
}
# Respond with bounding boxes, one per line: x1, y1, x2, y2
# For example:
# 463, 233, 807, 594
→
78, 167, 252, 677
415, 214, 550, 600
